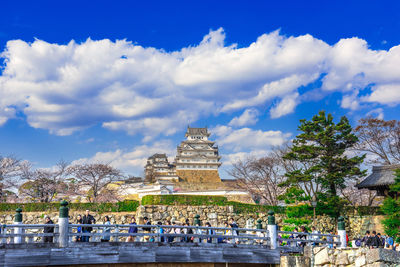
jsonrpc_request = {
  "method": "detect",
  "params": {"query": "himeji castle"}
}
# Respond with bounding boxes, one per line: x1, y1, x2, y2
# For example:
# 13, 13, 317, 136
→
124, 126, 249, 201
145, 127, 222, 183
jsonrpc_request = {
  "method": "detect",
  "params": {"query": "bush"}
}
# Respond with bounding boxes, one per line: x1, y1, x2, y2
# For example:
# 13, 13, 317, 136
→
0, 200, 139, 213
141, 195, 229, 206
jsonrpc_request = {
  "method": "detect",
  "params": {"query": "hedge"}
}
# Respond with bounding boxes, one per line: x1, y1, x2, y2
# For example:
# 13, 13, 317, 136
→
0, 200, 139, 213
0, 194, 383, 217
141, 195, 229, 206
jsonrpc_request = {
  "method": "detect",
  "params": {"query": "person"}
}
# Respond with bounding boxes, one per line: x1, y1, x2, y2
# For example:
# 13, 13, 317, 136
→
361, 231, 371, 247
166, 221, 174, 243
157, 221, 165, 242
186, 220, 194, 243
220, 221, 228, 243
228, 223, 238, 244
43, 215, 54, 243
127, 217, 137, 242
386, 236, 394, 250
182, 222, 188, 242
174, 222, 182, 242
327, 230, 335, 248
311, 226, 320, 246
205, 222, 214, 243
299, 226, 308, 247
289, 227, 299, 247
370, 231, 380, 248
229, 218, 239, 235
377, 233, 385, 248
82, 210, 96, 242
101, 216, 111, 242
75, 215, 83, 242
142, 217, 151, 242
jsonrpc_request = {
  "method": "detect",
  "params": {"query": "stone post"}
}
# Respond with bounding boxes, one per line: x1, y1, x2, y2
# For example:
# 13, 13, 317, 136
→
267, 210, 277, 249
337, 216, 346, 248
256, 219, 262, 230
59, 200, 69, 247
194, 214, 201, 243
13, 208, 23, 244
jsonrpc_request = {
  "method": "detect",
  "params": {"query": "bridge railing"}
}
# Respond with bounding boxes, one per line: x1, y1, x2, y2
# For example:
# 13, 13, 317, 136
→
277, 230, 341, 248
0, 224, 59, 244
68, 224, 271, 245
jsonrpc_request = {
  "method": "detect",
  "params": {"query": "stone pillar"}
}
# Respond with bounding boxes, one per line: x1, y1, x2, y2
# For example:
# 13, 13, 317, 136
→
59, 200, 69, 247
338, 216, 346, 248
194, 214, 201, 243
13, 208, 23, 244
267, 210, 277, 249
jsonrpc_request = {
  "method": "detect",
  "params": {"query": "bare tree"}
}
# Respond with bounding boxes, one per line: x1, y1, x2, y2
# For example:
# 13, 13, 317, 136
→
0, 155, 27, 202
228, 153, 286, 206
67, 163, 123, 203
354, 117, 400, 165
18, 161, 68, 202
273, 144, 322, 201
340, 178, 377, 206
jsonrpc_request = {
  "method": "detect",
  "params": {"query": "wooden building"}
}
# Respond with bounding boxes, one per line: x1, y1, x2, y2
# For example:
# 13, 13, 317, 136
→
357, 164, 400, 197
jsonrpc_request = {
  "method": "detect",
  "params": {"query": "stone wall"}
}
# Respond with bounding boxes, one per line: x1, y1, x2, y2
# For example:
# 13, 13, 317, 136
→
0, 205, 385, 239
310, 247, 400, 267
176, 170, 221, 183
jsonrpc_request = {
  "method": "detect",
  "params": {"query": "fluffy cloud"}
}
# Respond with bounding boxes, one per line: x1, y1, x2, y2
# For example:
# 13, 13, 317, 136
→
228, 108, 259, 127
212, 126, 291, 152
71, 140, 175, 175
0, 29, 400, 138
270, 92, 299, 118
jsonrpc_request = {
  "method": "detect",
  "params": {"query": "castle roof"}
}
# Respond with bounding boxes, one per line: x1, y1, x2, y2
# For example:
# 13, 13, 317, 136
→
185, 127, 210, 137
148, 153, 168, 160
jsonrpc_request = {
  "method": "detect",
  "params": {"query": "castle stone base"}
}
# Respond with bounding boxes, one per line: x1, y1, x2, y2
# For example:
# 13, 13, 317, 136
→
176, 170, 222, 183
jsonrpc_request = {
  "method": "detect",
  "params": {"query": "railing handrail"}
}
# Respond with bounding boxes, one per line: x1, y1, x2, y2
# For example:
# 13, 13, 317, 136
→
278, 230, 340, 238
67, 224, 269, 232
2, 224, 59, 228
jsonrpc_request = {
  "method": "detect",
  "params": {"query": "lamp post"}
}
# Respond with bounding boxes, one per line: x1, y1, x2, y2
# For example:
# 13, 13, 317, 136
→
311, 196, 317, 226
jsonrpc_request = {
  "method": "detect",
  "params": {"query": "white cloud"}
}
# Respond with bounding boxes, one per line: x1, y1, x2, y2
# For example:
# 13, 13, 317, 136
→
221, 150, 270, 166
366, 108, 384, 120
228, 108, 259, 127
270, 92, 299, 118
0, 29, 400, 137
214, 126, 291, 152
71, 140, 175, 176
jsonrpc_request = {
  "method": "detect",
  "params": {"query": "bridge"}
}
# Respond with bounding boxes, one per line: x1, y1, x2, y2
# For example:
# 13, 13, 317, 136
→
0, 202, 344, 266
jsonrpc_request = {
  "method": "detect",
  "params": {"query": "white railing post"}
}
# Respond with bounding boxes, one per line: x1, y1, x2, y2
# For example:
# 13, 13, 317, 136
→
338, 216, 347, 248
267, 210, 277, 249
59, 200, 69, 247
13, 208, 23, 244
114, 225, 119, 242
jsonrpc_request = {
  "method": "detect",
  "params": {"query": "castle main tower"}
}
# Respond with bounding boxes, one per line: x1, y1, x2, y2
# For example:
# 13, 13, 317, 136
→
174, 127, 222, 183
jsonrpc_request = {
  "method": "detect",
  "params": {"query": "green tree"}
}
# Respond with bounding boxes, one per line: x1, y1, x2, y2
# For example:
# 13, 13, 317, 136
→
282, 111, 365, 215
381, 169, 400, 240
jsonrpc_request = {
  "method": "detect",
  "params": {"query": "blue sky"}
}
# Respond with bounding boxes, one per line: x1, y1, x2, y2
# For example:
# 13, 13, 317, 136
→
0, 0, 399, 178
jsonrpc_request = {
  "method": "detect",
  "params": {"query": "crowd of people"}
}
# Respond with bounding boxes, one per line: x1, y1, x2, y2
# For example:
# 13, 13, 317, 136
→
356, 230, 398, 250
39, 212, 400, 251
67, 212, 243, 244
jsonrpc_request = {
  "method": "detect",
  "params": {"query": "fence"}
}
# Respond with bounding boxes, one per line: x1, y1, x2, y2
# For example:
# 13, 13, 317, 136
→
0, 202, 345, 250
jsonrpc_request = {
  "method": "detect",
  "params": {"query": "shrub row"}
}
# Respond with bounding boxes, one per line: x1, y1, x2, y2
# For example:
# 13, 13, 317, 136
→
0, 200, 140, 213
0, 195, 383, 216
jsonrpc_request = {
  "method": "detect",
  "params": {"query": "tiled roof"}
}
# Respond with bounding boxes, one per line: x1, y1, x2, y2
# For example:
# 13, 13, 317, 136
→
185, 127, 210, 137
357, 164, 400, 189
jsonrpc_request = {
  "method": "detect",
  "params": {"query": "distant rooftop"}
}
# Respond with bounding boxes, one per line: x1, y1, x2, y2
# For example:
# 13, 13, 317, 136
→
148, 153, 168, 159
185, 126, 210, 137
357, 164, 400, 189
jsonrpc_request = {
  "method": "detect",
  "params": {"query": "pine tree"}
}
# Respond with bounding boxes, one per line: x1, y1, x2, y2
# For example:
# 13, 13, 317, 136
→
381, 169, 400, 240
282, 111, 365, 212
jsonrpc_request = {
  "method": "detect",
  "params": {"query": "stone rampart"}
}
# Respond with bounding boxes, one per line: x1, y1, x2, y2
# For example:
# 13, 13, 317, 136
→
287, 247, 400, 267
